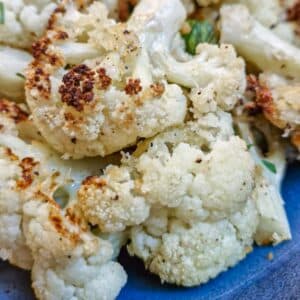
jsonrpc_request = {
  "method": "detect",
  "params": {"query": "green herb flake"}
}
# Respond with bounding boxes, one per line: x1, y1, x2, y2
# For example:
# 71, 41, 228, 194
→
181, 20, 218, 55
16, 73, 25, 79
247, 144, 254, 150
262, 159, 277, 174
0, 2, 4, 25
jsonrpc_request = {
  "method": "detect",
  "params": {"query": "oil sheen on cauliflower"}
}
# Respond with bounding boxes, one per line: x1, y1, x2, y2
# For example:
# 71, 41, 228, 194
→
124, 115, 258, 286
25, 0, 187, 159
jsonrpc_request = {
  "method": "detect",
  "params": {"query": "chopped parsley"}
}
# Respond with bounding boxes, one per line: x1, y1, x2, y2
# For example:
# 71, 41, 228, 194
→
16, 73, 25, 79
0, 2, 4, 25
262, 159, 277, 174
247, 143, 254, 150
181, 20, 218, 55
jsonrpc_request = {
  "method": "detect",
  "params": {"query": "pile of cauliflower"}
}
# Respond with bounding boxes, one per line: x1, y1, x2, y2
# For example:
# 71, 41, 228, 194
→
0, 0, 296, 299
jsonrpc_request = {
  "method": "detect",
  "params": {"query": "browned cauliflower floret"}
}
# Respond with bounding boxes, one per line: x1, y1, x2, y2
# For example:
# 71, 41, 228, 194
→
247, 73, 300, 152
25, 0, 187, 159
77, 165, 150, 232
0, 99, 128, 300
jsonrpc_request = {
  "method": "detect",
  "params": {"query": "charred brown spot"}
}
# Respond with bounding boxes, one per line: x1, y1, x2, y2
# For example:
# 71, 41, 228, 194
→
118, 0, 138, 22
5, 148, 19, 161
150, 83, 165, 97
51, 215, 63, 231
81, 176, 107, 188
97, 68, 112, 90
0, 99, 28, 123
32, 37, 51, 59
59, 64, 96, 112
47, 6, 66, 30
55, 30, 69, 40
125, 78, 142, 95
287, 0, 300, 22
246, 75, 274, 116
17, 157, 39, 189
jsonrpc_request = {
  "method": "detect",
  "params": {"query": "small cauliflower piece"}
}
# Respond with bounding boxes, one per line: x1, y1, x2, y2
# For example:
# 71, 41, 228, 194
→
220, 4, 300, 79
255, 73, 300, 151
25, 0, 187, 158
151, 42, 246, 116
0, 0, 58, 49
245, 73, 300, 152
77, 165, 150, 232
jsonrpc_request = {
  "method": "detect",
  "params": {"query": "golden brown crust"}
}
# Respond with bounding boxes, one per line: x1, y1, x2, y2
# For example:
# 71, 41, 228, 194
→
17, 157, 40, 190
118, 0, 138, 22
287, 0, 300, 23
246, 75, 281, 127
0, 99, 29, 124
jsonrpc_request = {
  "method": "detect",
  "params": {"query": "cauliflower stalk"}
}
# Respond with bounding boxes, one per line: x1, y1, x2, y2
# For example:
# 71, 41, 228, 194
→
236, 119, 291, 245
220, 4, 300, 79
25, 0, 187, 159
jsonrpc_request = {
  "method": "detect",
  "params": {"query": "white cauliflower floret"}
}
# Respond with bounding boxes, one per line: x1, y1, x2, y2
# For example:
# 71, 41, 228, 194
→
0, 46, 32, 101
220, 4, 300, 79
25, 0, 187, 158
123, 109, 260, 286
77, 165, 150, 232
31, 238, 127, 300
151, 42, 246, 116
0, 0, 58, 49
23, 180, 128, 300
0, 99, 43, 269
76, 110, 235, 232
133, 133, 254, 216
128, 199, 258, 287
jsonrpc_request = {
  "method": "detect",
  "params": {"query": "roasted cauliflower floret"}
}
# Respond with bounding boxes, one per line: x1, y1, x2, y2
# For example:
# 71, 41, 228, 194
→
0, 99, 43, 269
76, 110, 235, 232
128, 200, 258, 287
23, 191, 127, 300
122, 110, 260, 286
77, 165, 150, 232
152, 42, 246, 116
247, 73, 300, 152
220, 4, 300, 79
0, 0, 58, 49
25, 0, 187, 159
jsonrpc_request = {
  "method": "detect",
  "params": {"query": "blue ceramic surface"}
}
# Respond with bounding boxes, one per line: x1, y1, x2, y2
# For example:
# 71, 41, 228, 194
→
0, 163, 299, 300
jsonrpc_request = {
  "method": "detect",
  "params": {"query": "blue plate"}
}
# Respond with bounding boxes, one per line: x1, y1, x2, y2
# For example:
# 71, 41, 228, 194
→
1, 163, 299, 300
